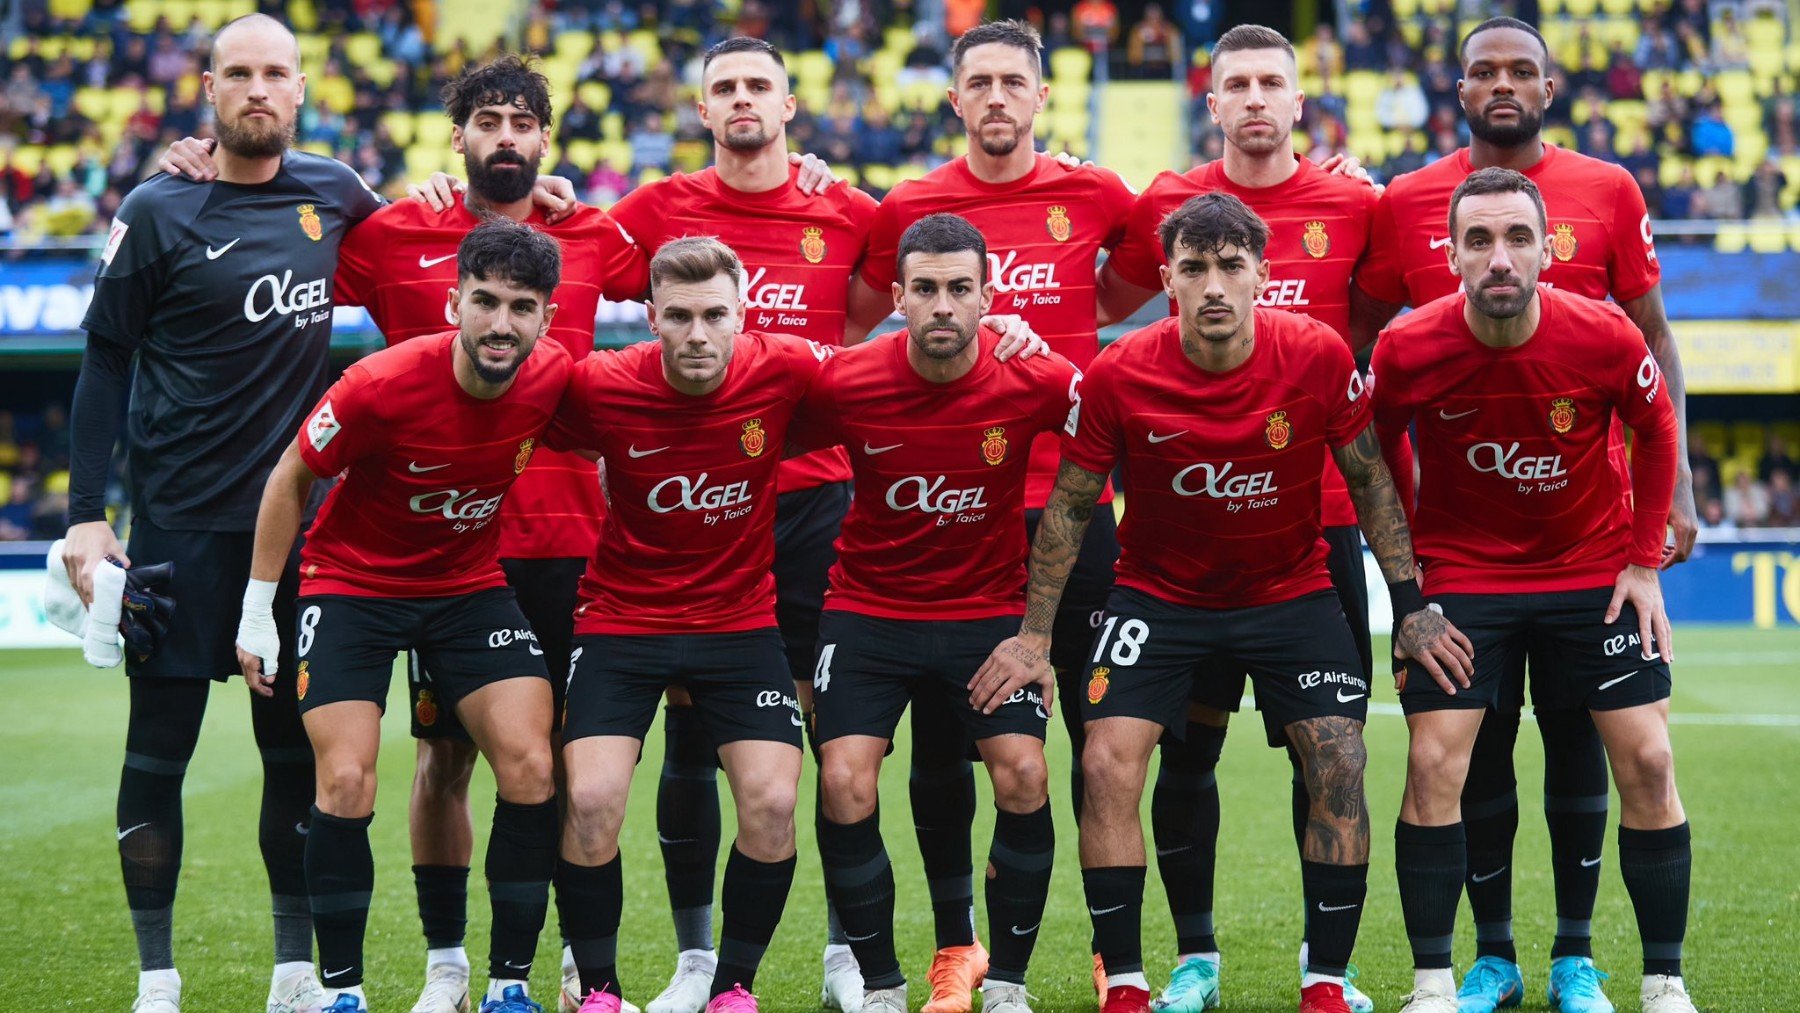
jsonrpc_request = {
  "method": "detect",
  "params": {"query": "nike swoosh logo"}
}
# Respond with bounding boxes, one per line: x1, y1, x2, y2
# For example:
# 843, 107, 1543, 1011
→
1438, 408, 1479, 420
1155, 844, 1193, 856
325, 967, 354, 978
1471, 867, 1507, 883
1317, 901, 1360, 913
504, 960, 531, 970
657, 833, 697, 845
1009, 923, 1040, 936
1580, 856, 1602, 867
205, 238, 240, 259
864, 442, 902, 455
408, 461, 451, 473
1429, 236, 1453, 250
790, 713, 804, 727
1598, 670, 1639, 691
295, 822, 310, 836
528, 644, 544, 656
117, 822, 151, 840
628, 445, 668, 458
1336, 690, 1366, 703
1089, 904, 1126, 916
419, 253, 456, 268
1147, 431, 1187, 444
847, 931, 880, 942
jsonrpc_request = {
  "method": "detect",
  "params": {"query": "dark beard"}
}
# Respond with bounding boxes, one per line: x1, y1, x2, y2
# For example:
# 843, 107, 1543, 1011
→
720, 123, 772, 151
465, 148, 538, 204
460, 331, 526, 384
1466, 279, 1534, 318
1467, 105, 1543, 148
216, 113, 293, 159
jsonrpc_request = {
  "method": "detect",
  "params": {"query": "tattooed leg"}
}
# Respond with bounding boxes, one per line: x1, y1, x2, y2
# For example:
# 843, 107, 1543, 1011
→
1286, 716, 1371, 865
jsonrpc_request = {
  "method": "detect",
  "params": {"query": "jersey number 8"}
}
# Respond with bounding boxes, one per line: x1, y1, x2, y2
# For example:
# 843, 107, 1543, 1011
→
297, 605, 322, 657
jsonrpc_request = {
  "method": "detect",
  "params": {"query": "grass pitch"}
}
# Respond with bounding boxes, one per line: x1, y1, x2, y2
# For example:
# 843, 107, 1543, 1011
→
2, 626, 1796, 1011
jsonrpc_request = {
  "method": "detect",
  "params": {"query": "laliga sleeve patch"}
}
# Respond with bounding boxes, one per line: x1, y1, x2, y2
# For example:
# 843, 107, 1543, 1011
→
307, 400, 341, 451
101, 219, 129, 266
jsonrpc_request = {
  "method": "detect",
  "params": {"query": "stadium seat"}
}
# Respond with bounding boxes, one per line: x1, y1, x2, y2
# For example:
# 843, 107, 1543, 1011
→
1733, 421, 1768, 457
1749, 223, 1787, 253
49, 0, 91, 21
1692, 421, 1728, 459
626, 29, 661, 67
556, 31, 596, 61
1713, 223, 1748, 253
380, 110, 415, 147
1050, 47, 1092, 84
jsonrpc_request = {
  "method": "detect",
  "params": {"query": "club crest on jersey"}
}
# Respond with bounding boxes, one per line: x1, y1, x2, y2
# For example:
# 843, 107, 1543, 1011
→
1265, 410, 1292, 450
800, 226, 827, 264
297, 203, 323, 242
1087, 666, 1110, 704
1551, 223, 1578, 262
981, 427, 1008, 466
740, 418, 767, 457
296, 661, 310, 701
1302, 220, 1331, 259
1549, 397, 1577, 434
1046, 205, 1072, 242
514, 438, 535, 475
416, 689, 438, 727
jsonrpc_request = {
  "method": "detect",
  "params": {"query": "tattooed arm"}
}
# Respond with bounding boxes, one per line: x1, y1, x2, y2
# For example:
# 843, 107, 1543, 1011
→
1287, 715, 1371, 864
1333, 424, 1476, 693
967, 459, 1108, 715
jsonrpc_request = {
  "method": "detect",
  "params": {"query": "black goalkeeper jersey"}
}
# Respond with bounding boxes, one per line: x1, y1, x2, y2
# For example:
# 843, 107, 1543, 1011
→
78, 152, 382, 531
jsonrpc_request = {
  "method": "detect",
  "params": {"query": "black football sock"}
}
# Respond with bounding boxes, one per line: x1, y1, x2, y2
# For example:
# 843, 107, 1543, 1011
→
1462, 708, 1522, 963
909, 703, 978, 950
1286, 744, 1309, 859
307, 807, 375, 990
1619, 823, 1691, 977
556, 856, 623, 997
1152, 724, 1224, 956
1540, 708, 1609, 960
1057, 665, 1089, 825
484, 797, 556, 982
820, 811, 902, 988
659, 704, 721, 953
1395, 820, 1464, 970
250, 676, 317, 965
1302, 860, 1368, 977
712, 846, 796, 997
118, 677, 209, 972
413, 865, 470, 950
985, 802, 1054, 983
1082, 865, 1146, 976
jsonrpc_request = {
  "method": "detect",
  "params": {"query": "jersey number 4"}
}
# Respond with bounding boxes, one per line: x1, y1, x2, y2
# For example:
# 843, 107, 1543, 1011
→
813, 643, 836, 693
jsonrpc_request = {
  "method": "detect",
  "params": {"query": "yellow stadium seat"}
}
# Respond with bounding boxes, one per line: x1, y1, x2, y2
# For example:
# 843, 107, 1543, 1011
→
50, 0, 91, 21
380, 110, 415, 146
191, 0, 227, 27
66, 36, 96, 60
577, 80, 611, 112
898, 80, 942, 111
638, 166, 666, 184
884, 25, 913, 55
288, 0, 316, 31
556, 31, 596, 61
160, 0, 194, 30
862, 164, 897, 191
1675, 69, 1704, 96
1542, 0, 1564, 13
10, 146, 43, 176
1050, 47, 1092, 84
626, 29, 661, 66
1749, 223, 1787, 253
298, 35, 329, 66
46, 145, 80, 176
1564, 0, 1598, 16
1392, 0, 1420, 17
1713, 223, 1747, 253
363, 59, 396, 89
1716, 70, 1756, 108
1692, 421, 1728, 458
125, 0, 158, 31
415, 113, 453, 148
598, 140, 632, 170
345, 33, 383, 69
792, 50, 834, 91
1657, 155, 1690, 189
1732, 421, 1768, 456
1600, 0, 1633, 15
73, 87, 110, 122
565, 139, 597, 168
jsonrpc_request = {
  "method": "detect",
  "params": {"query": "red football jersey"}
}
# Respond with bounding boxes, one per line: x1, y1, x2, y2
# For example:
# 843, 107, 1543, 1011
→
794, 327, 1082, 620
1370, 286, 1678, 595
333, 199, 649, 561
1062, 311, 1371, 610
607, 165, 879, 493
546, 331, 831, 635
1106, 156, 1378, 527
295, 332, 572, 597
1357, 144, 1661, 308
861, 154, 1135, 508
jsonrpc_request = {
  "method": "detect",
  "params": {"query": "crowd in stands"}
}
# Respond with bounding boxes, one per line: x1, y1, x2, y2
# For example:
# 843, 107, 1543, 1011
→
1690, 428, 1800, 531
0, 406, 76, 541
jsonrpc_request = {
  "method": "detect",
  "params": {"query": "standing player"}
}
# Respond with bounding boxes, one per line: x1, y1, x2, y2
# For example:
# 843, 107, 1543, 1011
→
800, 214, 1076, 1013
329, 55, 648, 1013
1351, 20, 1695, 1010
62, 15, 381, 1013
973, 194, 1473, 1013
1374, 168, 1694, 1013
235, 219, 570, 1013
548, 238, 826, 1013
848, 23, 1135, 1007
1093, 25, 1379, 1011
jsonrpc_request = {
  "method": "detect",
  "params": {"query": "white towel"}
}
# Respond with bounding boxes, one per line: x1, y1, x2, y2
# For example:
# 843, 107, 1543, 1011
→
42, 538, 126, 668
42, 539, 87, 638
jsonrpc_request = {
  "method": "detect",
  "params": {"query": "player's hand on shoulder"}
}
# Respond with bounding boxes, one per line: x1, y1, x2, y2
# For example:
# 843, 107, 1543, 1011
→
408, 172, 465, 212
234, 578, 281, 697
1394, 602, 1475, 695
789, 151, 839, 195
1316, 151, 1383, 194
1052, 151, 1095, 171
157, 136, 219, 182
1607, 563, 1674, 664
61, 520, 129, 607
533, 174, 581, 223
983, 314, 1049, 361
968, 633, 1055, 717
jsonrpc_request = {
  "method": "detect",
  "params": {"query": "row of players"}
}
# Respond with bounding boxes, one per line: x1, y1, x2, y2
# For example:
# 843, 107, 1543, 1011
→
59, 12, 1698, 1013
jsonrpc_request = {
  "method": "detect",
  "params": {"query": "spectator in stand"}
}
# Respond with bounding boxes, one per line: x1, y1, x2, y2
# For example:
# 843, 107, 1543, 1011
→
585, 158, 631, 204
1668, 0, 1713, 49
1420, 61, 1458, 120
1621, 136, 1659, 184
1761, 434, 1799, 482
1606, 43, 1643, 101
1713, 8, 1751, 70
1746, 158, 1789, 219
1636, 24, 1683, 71
1725, 469, 1772, 526
1701, 168, 1745, 219
1045, 12, 1075, 52
1765, 92, 1800, 154
1662, 166, 1700, 220
1768, 469, 1800, 526
1301, 23, 1345, 81
1692, 102, 1736, 156
628, 109, 674, 173
1699, 497, 1736, 532
1634, 163, 1666, 217
560, 93, 604, 144
0, 475, 35, 542
1580, 119, 1617, 161
858, 103, 905, 168
1567, 48, 1607, 98
1376, 69, 1428, 132
1125, 3, 1178, 79
1072, 0, 1121, 54
0, 410, 19, 471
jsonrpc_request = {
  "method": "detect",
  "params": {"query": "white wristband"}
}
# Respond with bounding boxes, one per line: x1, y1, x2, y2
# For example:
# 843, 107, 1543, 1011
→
242, 578, 279, 610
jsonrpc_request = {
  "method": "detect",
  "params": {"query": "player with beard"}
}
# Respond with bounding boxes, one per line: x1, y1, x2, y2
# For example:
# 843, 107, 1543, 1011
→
63, 15, 382, 1013
604, 37, 1043, 1013
1092, 25, 1379, 1011
1372, 168, 1692, 1013
848, 23, 1136, 1009
970, 193, 1472, 1013
236, 219, 572, 1013
1352, 20, 1694, 1012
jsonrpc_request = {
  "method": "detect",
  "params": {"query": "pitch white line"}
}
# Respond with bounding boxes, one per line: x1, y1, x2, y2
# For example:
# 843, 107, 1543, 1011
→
1360, 702, 1800, 727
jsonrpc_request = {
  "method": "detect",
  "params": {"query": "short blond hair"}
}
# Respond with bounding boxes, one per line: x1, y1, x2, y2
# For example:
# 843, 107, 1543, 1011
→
649, 236, 743, 296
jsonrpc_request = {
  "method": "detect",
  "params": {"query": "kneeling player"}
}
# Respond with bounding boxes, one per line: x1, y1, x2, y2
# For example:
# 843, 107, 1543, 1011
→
235, 220, 571, 1013
547, 238, 830, 1013
1372, 168, 1695, 1013
976, 194, 1472, 1013
794, 214, 1077, 1013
